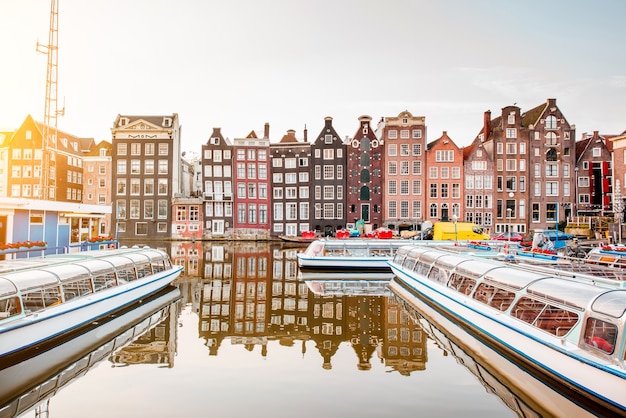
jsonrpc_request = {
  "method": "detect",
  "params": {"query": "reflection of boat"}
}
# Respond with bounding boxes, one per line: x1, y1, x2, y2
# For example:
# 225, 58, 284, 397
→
304, 280, 390, 296
0, 247, 183, 361
390, 281, 589, 418
388, 245, 626, 416
299, 271, 393, 296
296, 238, 420, 271
0, 286, 180, 416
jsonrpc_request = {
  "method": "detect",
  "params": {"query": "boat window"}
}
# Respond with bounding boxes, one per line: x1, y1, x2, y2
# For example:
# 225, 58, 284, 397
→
448, 273, 476, 295
136, 263, 151, 279
151, 259, 166, 273
62, 277, 93, 301
414, 261, 432, 277
583, 317, 616, 354
454, 260, 499, 281
473, 283, 516, 312
0, 296, 21, 318
591, 290, 626, 319
22, 286, 62, 313
93, 272, 118, 292
116, 268, 136, 283
488, 287, 516, 312
512, 297, 546, 325
402, 256, 417, 270
41, 264, 91, 286
427, 266, 448, 284
535, 305, 579, 336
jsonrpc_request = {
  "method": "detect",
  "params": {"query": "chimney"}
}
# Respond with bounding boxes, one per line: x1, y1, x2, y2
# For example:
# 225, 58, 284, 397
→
264, 122, 270, 139
483, 110, 492, 141
304, 124, 308, 143
324, 116, 333, 129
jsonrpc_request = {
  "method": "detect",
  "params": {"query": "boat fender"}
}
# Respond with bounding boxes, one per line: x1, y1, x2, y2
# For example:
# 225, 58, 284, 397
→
588, 336, 613, 353
109, 243, 116, 249
503, 243, 509, 254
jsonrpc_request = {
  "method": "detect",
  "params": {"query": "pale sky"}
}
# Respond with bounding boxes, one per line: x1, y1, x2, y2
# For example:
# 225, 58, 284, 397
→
1, 0, 625, 153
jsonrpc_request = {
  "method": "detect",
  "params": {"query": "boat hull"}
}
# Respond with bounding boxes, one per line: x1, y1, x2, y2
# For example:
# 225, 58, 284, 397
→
297, 255, 393, 271
389, 264, 626, 416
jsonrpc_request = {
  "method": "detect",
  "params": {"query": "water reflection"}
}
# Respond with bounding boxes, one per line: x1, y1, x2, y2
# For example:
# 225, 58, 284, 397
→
15, 241, 573, 417
0, 287, 181, 418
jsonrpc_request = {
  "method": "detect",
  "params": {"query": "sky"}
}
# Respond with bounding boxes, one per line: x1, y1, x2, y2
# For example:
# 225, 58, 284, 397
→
1, 0, 625, 154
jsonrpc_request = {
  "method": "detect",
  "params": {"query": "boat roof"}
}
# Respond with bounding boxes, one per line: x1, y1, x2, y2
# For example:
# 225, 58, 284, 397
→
395, 245, 626, 314
0, 247, 166, 296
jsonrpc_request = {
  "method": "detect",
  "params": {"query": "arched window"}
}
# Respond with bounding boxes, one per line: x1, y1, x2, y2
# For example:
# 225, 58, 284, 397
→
546, 148, 557, 161
360, 153, 370, 166
545, 115, 557, 129
545, 131, 558, 146
360, 137, 371, 151
359, 186, 370, 200
430, 203, 438, 218
360, 169, 370, 183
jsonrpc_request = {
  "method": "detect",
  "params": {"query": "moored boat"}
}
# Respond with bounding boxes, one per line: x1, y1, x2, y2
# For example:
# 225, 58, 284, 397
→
296, 238, 422, 271
388, 245, 626, 416
0, 246, 183, 362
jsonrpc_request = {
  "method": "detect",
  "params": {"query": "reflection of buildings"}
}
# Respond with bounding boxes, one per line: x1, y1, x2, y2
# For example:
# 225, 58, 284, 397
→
347, 294, 384, 371
194, 243, 430, 371
230, 242, 271, 353
199, 243, 233, 355
268, 248, 310, 350
170, 240, 203, 277
109, 297, 180, 367
382, 296, 427, 375
308, 291, 344, 370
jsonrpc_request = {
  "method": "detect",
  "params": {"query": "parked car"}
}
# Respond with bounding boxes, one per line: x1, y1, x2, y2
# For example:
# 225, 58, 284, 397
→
491, 232, 524, 242
541, 230, 575, 241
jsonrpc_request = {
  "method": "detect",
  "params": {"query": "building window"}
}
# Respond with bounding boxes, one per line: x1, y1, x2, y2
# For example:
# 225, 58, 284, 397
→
136, 222, 148, 235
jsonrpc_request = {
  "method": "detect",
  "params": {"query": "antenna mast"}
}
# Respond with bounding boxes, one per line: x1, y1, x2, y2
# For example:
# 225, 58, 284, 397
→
36, 0, 62, 200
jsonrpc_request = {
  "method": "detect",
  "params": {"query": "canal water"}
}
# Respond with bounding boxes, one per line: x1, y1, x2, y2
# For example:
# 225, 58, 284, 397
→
6, 242, 563, 417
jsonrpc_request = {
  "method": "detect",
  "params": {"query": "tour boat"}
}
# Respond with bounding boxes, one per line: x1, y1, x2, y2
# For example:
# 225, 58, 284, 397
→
0, 285, 180, 414
0, 247, 183, 361
388, 245, 626, 416
296, 238, 426, 271
299, 271, 393, 296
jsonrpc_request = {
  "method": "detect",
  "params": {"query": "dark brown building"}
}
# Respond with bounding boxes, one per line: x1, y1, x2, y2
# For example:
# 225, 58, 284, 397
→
111, 114, 182, 239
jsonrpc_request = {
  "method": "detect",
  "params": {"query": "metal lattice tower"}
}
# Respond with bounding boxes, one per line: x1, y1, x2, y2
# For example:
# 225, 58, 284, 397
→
36, 0, 62, 200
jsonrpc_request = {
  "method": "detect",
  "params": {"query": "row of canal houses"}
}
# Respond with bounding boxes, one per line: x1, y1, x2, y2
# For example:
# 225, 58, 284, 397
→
1, 97, 625, 248
198, 97, 625, 240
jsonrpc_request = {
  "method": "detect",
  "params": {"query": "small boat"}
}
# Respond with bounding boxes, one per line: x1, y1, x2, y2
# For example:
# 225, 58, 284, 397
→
0, 247, 183, 362
297, 238, 422, 271
278, 234, 317, 244
388, 245, 626, 416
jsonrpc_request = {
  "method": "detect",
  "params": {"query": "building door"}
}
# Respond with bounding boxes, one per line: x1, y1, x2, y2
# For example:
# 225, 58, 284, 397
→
361, 204, 370, 222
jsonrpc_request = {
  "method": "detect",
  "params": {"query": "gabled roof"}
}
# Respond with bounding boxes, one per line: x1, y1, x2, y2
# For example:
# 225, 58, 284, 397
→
278, 130, 299, 144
